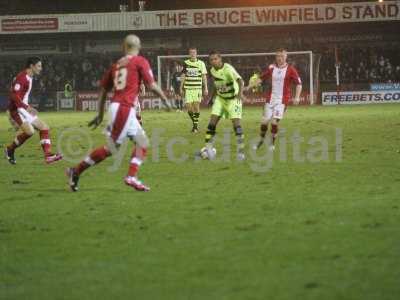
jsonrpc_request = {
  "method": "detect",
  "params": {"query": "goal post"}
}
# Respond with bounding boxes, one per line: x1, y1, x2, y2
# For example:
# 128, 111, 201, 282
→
157, 51, 318, 105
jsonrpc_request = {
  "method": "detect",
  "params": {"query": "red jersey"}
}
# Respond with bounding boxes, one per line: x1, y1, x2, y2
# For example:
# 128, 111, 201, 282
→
261, 64, 301, 105
101, 55, 154, 107
8, 70, 33, 110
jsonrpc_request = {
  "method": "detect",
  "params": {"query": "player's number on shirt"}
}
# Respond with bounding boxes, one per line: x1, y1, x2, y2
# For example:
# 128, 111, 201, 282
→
217, 84, 230, 93
114, 68, 128, 90
187, 68, 199, 77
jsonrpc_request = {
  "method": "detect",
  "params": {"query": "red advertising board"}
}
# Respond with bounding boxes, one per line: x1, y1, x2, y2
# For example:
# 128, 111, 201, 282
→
1, 18, 58, 32
75, 91, 168, 111
75, 91, 311, 111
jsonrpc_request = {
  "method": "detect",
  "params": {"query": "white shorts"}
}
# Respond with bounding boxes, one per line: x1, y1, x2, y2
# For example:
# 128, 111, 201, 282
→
106, 102, 144, 145
9, 108, 38, 126
262, 103, 286, 121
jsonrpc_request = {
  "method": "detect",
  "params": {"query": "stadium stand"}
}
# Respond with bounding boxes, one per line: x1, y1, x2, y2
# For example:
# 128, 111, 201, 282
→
1, 43, 399, 93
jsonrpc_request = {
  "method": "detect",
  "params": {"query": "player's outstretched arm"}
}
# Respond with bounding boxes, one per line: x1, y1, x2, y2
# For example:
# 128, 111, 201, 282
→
140, 82, 146, 96
149, 82, 172, 111
180, 74, 186, 98
208, 89, 216, 107
294, 84, 302, 105
202, 74, 208, 97
237, 78, 245, 101
88, 87, 107, 129
244, 78, 262, 93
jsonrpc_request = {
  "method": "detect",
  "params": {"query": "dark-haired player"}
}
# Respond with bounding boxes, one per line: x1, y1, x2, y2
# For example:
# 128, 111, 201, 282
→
4, 57, 63, 164
171, 62, 184, 112
202, 51, 245, 160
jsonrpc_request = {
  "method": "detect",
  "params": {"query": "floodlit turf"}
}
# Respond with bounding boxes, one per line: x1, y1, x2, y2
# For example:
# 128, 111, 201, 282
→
1, 104, 400, 300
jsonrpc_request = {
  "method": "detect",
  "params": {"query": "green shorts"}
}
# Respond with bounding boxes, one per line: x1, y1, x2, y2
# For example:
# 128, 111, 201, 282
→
184, 89, 202, 103
211, 96, 242, 119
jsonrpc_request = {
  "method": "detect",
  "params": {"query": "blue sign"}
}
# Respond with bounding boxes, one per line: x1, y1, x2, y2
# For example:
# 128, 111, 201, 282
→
370, 83, 400, 91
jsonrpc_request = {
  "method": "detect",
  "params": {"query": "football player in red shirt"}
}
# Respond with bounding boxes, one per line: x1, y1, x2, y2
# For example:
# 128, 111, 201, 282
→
66, 35, 170, 192
4, 57, 63, 164
247, 48, 302, 151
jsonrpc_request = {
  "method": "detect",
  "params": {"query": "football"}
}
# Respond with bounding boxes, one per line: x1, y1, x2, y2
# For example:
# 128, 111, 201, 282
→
200, 146, 217, 160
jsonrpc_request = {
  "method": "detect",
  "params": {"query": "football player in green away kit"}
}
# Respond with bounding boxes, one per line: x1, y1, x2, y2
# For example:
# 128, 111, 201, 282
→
180, 47, 208, 133
202, 51, 246, 161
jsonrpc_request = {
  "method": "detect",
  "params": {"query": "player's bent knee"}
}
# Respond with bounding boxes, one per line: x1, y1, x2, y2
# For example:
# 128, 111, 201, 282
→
261, 117, 270, 125
231, 118, 241, 127
21, 123, 35, 136
106, 138, 120, 154
103, 145, 111, 153
207, 123, 216, 132
209, 115, 220, 126
32, 119, 48, 131
272, 119, 280, 125
135, 131, 149, 148
26, 128, 35, 136
39, 120, 49, 130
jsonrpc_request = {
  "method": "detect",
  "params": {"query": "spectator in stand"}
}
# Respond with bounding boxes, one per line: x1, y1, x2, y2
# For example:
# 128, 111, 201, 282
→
320, 46, 400, 84
0, 45, 399, 93
395, 66, 400, 82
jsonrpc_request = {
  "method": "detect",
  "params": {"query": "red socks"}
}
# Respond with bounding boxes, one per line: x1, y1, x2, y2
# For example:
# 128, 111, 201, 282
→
74, 145, 147, 178
7, 130, 51, 156
75, 146, 111, 175
39, 129, 52, 157
128, 147, 147, 177
7, 132, 32, 152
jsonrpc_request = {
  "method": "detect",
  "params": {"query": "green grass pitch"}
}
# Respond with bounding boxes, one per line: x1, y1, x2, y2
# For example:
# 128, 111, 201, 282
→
1, 104, 400, 300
